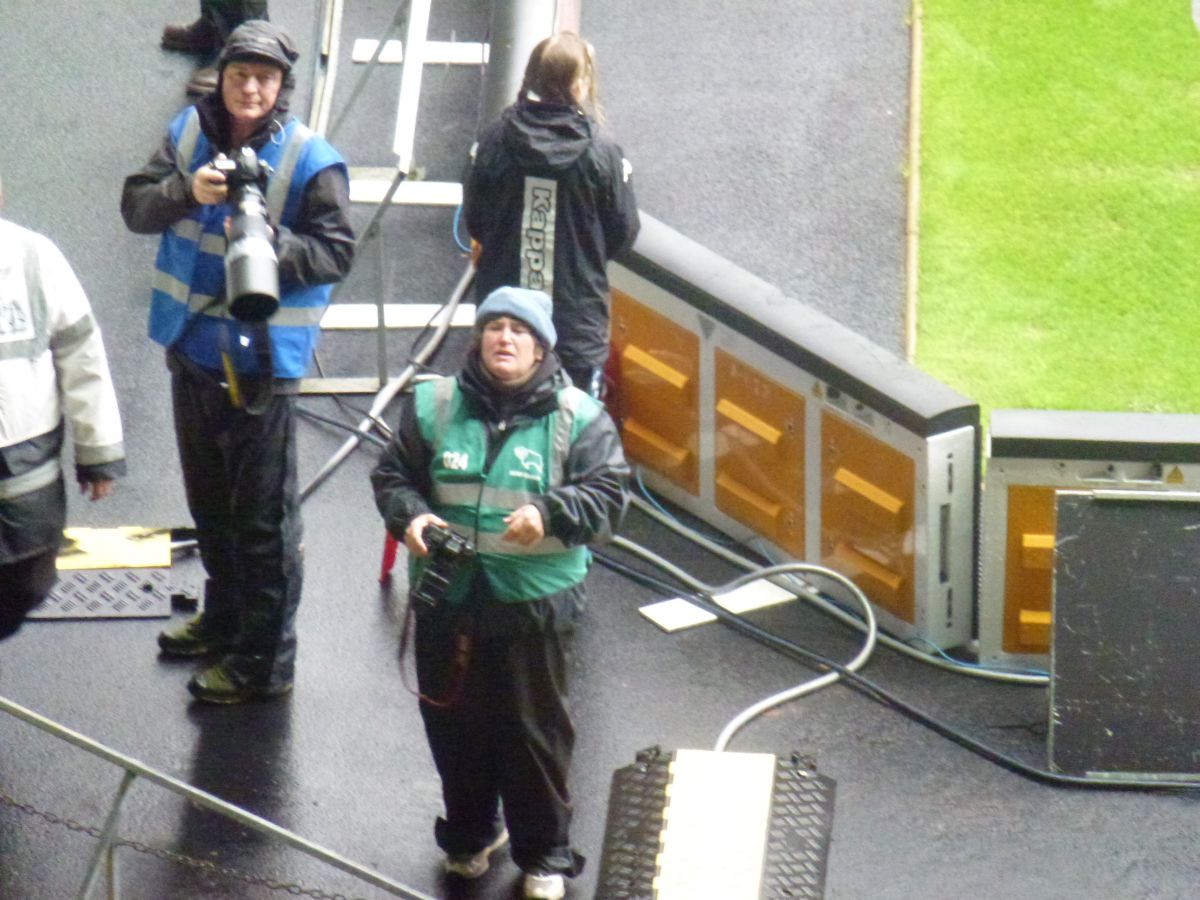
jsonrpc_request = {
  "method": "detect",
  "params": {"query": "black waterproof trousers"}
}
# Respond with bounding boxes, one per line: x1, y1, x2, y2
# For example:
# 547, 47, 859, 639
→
0, 547, 58, 641
170, 354, 302, 688
414, 585, 585, 877
0, 473, 65, 641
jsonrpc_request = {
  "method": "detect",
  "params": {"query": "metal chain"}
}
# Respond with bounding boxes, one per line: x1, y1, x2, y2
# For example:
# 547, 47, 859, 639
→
0, 792, 366, 900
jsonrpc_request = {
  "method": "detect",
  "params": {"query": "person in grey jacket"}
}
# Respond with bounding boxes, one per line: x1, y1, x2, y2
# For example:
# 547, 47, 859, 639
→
0, 175, 126, 639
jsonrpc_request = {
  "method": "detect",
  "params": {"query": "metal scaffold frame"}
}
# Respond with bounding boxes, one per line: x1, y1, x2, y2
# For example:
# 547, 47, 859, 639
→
304, 0, 480, 396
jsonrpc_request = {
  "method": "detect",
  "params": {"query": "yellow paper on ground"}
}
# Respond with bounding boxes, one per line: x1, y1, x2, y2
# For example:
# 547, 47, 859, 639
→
56, 527, 172, 570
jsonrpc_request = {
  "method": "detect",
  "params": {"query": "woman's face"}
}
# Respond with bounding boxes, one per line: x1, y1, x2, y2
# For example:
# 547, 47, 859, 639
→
480, 316, 544, 385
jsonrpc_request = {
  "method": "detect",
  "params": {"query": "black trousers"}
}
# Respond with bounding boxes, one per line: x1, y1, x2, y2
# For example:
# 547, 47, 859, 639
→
170, 357, 302, 687
0, 548, 58, 641
414, 590, 585, 876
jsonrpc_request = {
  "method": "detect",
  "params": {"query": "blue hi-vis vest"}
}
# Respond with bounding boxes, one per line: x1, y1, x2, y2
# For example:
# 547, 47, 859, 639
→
412, 376, 602, 604
147, 107, 347, 378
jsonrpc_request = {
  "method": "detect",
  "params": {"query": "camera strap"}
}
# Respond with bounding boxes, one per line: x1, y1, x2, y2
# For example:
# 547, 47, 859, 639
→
216, 319, 276, 415
398, 601, 474, 709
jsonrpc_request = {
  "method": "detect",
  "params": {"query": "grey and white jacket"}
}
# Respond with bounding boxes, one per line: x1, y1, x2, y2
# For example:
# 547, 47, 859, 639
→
0, 218, 125, 511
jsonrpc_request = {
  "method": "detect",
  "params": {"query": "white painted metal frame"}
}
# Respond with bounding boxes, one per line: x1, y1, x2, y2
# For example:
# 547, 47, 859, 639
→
393, 0, 432, 170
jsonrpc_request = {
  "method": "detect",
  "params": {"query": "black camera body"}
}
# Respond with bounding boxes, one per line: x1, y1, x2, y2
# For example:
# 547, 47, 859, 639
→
215, 147, 279, 323
411, 523, 476, 608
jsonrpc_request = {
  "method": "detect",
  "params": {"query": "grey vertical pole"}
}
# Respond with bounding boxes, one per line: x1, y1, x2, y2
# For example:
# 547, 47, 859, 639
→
77, 770, 137, 900
477, 0, 561, 131
376, 221, 389, 383
106, 842, 121, 900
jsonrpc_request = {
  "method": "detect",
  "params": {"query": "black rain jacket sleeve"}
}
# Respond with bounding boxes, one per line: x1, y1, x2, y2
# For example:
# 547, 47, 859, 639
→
120, 123, 354, 289
120, 131, 199, 233
531, 407, 629, 548
371, 393, 435, 541
597, 140, 640, 261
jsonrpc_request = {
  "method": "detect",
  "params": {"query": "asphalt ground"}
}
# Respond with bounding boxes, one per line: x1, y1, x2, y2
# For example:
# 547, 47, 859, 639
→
1, 2, 1198, 899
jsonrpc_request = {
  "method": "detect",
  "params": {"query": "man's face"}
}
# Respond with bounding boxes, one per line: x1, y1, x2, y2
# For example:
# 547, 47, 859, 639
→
480, 316, 544, 384
222, 61, 284, 131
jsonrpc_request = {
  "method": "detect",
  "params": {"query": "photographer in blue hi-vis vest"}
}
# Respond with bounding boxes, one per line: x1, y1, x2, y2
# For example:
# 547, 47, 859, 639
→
121, 21, 354, 705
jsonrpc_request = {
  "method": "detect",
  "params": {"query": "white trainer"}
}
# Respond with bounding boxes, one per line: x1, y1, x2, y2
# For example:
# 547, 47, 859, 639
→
523, 871, 566, 899
443, 829, 509, 879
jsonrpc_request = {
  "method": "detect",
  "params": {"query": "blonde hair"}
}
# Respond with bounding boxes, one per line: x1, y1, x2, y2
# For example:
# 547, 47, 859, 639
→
520, 32, 605, 124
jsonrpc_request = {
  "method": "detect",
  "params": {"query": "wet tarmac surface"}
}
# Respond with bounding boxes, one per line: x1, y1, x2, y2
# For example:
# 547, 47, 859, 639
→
2, 3, 1198, 899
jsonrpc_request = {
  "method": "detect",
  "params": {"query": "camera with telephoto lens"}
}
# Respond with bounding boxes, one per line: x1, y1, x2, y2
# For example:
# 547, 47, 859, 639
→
214, 147, 279, 323
411, 523, 476, 608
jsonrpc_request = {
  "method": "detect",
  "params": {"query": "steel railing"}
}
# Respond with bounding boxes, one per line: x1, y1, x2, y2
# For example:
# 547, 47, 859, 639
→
0, 694, 435, 900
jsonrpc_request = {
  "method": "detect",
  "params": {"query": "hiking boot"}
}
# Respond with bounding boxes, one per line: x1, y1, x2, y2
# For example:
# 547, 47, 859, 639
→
444, 829, 509, 879
161, 18, 219, 53
187, 654, 292, 705
185, 65, 219, 97
157, 615, 236, 658
523, 871, 565, 899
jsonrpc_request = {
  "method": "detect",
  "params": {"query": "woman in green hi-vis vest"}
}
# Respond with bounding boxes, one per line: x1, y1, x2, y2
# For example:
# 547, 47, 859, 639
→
372, 286, 630, 900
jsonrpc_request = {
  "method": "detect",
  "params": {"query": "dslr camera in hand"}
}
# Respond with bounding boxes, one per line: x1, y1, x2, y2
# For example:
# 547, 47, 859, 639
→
412, 523, 476, 608
215, 147, 279, 323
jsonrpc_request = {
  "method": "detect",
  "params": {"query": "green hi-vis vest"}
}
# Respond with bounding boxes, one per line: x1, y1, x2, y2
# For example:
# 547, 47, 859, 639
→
410, 376, 603, 604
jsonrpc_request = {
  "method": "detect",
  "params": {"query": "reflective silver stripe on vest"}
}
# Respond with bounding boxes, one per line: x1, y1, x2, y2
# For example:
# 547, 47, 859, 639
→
0, 459, 59, 500
152, 269, 325, 326
550, 389, 581, 488
175, 108, 202, 173
433, 483, 532, 509
472, 531, 570, 556
266, 304, 327, 327
443, 507, 570, 556
433, 376, 457, 438
445, 522, 474, 543
266, 122, 314, 223
169, 218, 227, 257
154, 270, 219, 312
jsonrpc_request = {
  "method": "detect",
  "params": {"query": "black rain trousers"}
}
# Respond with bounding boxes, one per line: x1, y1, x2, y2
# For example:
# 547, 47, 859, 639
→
170, 353, 301, 688
414, 580, 586, 877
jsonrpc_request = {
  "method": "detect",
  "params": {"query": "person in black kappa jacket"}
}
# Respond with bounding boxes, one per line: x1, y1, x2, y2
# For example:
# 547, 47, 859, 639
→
464, 32, 641, 400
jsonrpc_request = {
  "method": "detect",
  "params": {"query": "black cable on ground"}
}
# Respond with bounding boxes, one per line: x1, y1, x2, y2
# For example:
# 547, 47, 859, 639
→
295, 406, 389, 449
594, 548, 1200, 793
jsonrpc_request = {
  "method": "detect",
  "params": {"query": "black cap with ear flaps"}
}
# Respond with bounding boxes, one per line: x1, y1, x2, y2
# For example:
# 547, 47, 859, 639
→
217, 20, 300, 72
